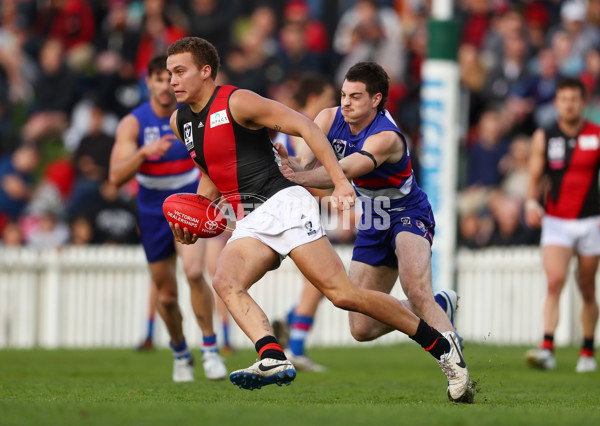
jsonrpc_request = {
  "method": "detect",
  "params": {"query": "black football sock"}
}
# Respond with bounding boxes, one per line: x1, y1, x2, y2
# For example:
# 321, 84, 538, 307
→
255, 335, 286, 360
582, 337, 595, 356
542, 334, 554, 352
410, 318, 451, 359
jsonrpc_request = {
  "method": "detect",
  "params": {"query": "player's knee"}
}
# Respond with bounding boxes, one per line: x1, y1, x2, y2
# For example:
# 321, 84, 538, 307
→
404, 287, 428, 310
157, 289, 178, 307
349, 318, 375, 342
183, 263, 205, 284
211, 271, 237, 299
547, 276, 566, 296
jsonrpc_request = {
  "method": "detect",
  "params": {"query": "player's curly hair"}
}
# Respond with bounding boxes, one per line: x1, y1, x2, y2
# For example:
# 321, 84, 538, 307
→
167, 37, 220, 80
344, 62, 389, 112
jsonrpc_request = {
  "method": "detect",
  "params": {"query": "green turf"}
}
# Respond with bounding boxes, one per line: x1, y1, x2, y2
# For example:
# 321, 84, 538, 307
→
0, 344, 598, 425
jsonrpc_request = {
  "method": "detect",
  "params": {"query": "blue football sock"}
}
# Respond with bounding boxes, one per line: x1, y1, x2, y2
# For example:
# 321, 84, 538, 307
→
289, 315, 313, 356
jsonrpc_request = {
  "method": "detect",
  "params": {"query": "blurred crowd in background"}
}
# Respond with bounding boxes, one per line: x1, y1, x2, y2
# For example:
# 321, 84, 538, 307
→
0, 0, 599, 249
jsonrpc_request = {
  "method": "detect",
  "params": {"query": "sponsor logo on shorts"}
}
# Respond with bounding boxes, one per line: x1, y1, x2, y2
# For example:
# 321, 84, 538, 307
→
416, 220, 426, 233
401, 217, 411, 227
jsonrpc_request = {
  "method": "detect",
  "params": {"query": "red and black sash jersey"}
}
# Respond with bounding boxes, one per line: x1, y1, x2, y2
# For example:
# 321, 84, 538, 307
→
175, 85, 296, 219
543, 120, 600, 219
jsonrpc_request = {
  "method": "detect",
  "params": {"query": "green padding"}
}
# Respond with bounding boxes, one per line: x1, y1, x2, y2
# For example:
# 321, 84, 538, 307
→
427, 19, 459, 61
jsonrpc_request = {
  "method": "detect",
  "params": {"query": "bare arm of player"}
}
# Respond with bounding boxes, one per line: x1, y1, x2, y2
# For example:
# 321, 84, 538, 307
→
168, 110, 222, 245
109, 114, 176, 186
293, 131, 400, 189
524, 128, 547, 228
229, 90, 355, 210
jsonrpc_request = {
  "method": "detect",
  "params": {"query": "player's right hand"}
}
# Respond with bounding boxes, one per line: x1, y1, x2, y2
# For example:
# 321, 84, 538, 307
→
524, 199, 544, 228
144, 134, 177, 159
169, 222, 198, 245
331, 179, 356, 211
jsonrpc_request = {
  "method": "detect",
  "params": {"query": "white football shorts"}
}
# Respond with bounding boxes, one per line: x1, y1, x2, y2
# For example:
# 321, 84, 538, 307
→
541, 215, 600, 255
228, 186, 325, 256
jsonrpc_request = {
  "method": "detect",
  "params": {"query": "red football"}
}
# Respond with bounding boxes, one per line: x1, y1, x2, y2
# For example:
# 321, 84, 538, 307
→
162, 193, 227, 238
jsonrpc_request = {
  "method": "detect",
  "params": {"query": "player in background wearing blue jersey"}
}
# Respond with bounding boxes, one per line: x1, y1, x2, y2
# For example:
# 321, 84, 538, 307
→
109, 55, 227, 382
278, 62, 471, 402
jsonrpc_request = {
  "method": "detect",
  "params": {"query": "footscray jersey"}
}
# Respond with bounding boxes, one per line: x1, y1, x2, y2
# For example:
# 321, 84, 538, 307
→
175, 85, 296, 218
132, 101, 199, 215
543, 121, 600, 219
327, 107, 429, 213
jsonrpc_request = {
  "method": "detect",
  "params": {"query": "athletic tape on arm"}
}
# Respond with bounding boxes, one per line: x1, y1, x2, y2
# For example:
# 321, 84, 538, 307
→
358, 150, 377, 169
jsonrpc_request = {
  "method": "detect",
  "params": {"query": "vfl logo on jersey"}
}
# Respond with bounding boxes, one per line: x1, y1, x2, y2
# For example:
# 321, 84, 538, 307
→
332, 139, 347, 159
579, 135, 599, 150
183, 122, 194, 151
210, 110, 230, 128
548, 137, 565, 169
143, 126, 160, 145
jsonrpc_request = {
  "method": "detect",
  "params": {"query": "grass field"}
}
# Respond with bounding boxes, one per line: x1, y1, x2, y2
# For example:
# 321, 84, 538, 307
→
1, 343, 599, 426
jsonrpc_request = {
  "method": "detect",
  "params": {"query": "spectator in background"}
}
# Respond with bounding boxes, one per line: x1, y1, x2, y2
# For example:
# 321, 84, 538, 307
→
0, 220, 24, 246
550, 29, 584, 77
0, 144, 39, 224
69, 215, 93, 245
458, 44, 486, 128
25, 208, 70, 248
276, 22, 326, 78
465, 109, 510, 189
509, 48, 561, 132
29, 0, 96, 71
547, 0, 600, 63
283, 0, 329, 55
186, 0, 234, 55
134, 0, 187, 79
67, 104, 115, 220
333, 0, 404, 84
22, 38, 77, 145
458, 0, 492, 49
84, 180, 139, 245
482, 30, 531, 107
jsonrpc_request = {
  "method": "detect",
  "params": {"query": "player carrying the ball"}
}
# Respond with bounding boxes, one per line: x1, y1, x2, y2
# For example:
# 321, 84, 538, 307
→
166, 37, 473, 403
109, 55, 227, 383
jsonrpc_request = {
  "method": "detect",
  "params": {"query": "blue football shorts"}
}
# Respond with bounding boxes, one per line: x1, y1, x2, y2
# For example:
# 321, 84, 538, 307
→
139, 211, 176, 263
352, 204, 435, 268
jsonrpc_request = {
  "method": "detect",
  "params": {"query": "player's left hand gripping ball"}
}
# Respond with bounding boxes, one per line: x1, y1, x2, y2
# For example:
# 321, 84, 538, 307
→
162, 193, 227, 238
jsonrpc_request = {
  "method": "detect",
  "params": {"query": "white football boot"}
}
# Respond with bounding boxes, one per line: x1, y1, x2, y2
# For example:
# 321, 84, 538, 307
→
438, 331, 474, 403
202, 351, 227, 380
575, 355, 597, 373
525, 348, 556, 371
173, 356, 195, 382
229, 358, 296, 390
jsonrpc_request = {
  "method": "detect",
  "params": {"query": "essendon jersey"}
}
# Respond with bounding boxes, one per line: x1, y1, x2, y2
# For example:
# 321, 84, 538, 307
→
544, 121, 600, 219
175, 85, 296, 218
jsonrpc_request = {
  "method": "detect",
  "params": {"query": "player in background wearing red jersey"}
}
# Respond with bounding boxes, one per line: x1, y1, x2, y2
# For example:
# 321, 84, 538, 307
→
525, 77, 600, 373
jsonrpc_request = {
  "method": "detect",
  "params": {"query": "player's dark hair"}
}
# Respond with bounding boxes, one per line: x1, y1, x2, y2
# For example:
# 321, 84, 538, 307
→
147, 55, 168, 77
344, 62, 389, 112
293, 73, 334, 108
556, 77, 586, 98
167, 37, 220, 80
